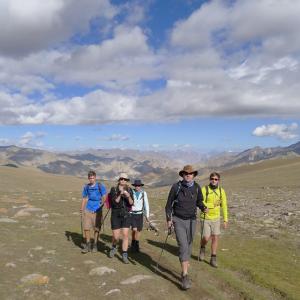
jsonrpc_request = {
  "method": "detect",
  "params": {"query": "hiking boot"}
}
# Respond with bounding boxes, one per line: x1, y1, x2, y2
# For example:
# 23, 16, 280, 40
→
130, 240, 137, 253
135, 241, 140, 253
122, 252, 129, 264
81, 242, 91, 254
91, 243, 98, 253
199, 246, 205, 261
210, 255, 218, 268
108, 246, 117, 258
181, 274, 191, 290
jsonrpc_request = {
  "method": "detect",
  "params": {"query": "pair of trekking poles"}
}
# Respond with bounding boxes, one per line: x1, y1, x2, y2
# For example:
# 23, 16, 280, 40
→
156, 213, 206, 270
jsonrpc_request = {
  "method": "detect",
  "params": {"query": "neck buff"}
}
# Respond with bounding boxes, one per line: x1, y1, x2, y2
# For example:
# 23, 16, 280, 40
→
209, 183, 218, 190
183, 180, 194, 188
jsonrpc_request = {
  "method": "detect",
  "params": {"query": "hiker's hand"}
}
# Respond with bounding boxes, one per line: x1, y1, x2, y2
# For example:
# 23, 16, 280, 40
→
145, 217, 150, 223
204, 207, 209, 213
123, 190, 129, 197
223, 221, 228, 229
167, 221, 173, 229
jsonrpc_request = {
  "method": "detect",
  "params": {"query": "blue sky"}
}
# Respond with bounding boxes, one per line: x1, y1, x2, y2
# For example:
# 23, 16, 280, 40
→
0, 0, 299, 153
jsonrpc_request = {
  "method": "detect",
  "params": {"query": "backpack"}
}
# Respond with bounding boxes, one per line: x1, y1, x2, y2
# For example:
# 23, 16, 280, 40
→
204, 185, 223, 206
172, 181, 200, 207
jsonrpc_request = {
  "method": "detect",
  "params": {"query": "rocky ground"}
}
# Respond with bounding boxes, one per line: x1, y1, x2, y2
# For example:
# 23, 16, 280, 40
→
0, 183, 299, 299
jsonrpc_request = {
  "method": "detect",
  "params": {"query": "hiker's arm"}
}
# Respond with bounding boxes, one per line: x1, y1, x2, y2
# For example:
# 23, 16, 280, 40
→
221, 189, 228, 226
123, 190, 133, 205
144, 191, 150, 220
80, 197, 87, 212
165, 184, 176, 223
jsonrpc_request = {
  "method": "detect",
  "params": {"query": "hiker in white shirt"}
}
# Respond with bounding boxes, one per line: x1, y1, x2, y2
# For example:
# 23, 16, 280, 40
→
130, 179, 150, 252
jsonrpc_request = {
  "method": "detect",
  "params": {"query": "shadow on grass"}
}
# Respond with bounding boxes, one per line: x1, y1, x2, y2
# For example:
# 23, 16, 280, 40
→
65, 231, 111, 255
132, 250, 182, 289
65, 230, 83, 249
146, 238, 178, 256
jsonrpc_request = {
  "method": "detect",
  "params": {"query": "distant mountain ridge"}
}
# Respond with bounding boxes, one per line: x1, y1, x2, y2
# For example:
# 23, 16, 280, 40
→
0, 142, 299, 186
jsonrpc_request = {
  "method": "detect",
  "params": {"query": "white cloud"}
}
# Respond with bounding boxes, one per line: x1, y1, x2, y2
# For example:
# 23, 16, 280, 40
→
105, 134, 130, 141
252, 123, 299, 140
18, 131, 47, 147
0, 0, 300, 125
0, 138, 10, 145
0, 0, 117, 57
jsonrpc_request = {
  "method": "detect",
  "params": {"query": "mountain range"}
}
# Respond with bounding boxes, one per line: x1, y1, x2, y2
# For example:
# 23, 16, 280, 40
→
0, 141, 299, 186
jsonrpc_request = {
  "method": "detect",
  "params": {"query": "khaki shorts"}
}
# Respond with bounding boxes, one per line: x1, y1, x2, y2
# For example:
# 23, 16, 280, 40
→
202, 219, 220, 237
83, 210, 102, 231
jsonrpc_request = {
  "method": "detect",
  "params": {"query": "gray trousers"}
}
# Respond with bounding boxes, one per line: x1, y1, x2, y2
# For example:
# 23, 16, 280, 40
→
173, 216, 196, 262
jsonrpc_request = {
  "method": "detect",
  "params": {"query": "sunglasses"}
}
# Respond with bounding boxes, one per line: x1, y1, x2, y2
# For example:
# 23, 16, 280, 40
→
210, 178, 219, 181
119, 177, 129, 181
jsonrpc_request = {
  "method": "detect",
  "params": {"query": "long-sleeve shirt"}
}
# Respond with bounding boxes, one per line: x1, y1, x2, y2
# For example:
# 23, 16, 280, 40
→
200, 185, 228, 222
165, 181, 204, 221
131, 190, 150, 218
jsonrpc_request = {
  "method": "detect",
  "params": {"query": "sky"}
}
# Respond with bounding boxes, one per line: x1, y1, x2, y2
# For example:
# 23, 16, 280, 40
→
0, 0, 299, 153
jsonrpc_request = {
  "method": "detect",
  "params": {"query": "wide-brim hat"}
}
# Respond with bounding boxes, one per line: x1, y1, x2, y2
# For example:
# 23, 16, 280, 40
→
132, 179, 144, 186
118, 172, 130, 181
179, 165, 198, 177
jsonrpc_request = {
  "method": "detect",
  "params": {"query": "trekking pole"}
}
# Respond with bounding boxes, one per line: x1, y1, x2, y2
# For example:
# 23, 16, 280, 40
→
155, 225, 173, 272
197, 212, 206, 261
80, 212, 85, 247
102, 208, 110, 232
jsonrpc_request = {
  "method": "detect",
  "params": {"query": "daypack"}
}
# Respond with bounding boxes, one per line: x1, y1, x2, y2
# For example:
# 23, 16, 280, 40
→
85, 181, 104, 202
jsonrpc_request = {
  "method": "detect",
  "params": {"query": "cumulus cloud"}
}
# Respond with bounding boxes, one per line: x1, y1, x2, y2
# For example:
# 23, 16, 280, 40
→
0, 0, 300, 124
252, 123, 299, 140
18, 131, 46, 147
0, 0, 117, 57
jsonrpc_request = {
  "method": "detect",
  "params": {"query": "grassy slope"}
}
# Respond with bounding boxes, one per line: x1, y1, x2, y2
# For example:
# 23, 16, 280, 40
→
1, 158, 300, 299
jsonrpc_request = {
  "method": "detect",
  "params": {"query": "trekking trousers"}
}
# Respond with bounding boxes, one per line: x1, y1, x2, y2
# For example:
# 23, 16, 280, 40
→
173, 216, 196, 262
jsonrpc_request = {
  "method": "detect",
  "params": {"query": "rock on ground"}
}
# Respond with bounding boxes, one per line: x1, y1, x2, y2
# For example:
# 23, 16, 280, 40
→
89, 266, 116, 276
0, 217, 18, 223
20, 274, 49, 286
120, 275, 153, 285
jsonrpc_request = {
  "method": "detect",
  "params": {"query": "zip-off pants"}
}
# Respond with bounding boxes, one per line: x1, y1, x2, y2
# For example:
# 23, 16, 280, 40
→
173, 215, 196, 262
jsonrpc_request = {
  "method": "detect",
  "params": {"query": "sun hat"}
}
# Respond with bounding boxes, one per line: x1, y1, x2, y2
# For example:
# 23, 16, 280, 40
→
179, 165, 198, 177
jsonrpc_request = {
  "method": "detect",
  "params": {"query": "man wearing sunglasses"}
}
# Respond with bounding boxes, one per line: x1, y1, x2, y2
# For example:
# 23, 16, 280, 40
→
199, 172, 228, 268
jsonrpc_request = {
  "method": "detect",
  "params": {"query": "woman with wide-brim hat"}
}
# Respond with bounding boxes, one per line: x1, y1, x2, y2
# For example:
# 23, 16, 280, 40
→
108, 173, 134, 264
165, 165, 207, 290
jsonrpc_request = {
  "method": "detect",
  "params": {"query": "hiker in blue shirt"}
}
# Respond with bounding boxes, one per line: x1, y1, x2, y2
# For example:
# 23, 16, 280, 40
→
130, 179, 150, 253
80, 170, 106, 253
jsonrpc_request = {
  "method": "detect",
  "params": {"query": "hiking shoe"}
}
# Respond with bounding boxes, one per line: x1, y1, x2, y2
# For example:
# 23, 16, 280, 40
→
199, 247, 205, 261
109, 247, 117, 258
81, 242, 91, 254
91, 243, 98, 253
130, 240, 136, 253
181, 274, 191, 290
135, 241, 140, 253
122, 252, 129, 264
210, 256, 218, 268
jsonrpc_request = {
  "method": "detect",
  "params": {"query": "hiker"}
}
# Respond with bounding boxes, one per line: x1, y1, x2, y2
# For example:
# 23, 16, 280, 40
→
130, 179, 150, 253
80, 170, 106, 253
108, 173, 134, 263
199, 172, 228, 268
165, 165, 206, 290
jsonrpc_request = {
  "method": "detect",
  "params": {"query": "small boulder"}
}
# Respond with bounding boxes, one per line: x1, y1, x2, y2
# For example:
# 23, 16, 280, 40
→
20, 274, 49, 286
89, 266, 116, 276
120, 275, 153, 285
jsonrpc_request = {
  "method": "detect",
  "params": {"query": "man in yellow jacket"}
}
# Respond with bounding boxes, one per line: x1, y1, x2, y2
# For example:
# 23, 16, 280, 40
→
199, 172, 228, 267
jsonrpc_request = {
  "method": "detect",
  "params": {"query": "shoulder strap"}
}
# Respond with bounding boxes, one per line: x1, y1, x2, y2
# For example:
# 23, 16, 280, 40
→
97, 181, 103, 197
205, 185, 209, 201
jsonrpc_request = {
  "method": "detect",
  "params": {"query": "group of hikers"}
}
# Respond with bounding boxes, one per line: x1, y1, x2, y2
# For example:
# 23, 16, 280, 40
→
79, 165, 228, 290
